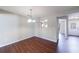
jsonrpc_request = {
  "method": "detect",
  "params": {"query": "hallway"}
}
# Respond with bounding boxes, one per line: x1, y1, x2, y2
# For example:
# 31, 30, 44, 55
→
57, 34, 79, 53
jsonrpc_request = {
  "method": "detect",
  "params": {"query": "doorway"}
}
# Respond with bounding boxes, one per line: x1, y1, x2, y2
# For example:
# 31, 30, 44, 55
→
57, 16, 79, 53
57, 16, 68, 40
57, 16, 69, 52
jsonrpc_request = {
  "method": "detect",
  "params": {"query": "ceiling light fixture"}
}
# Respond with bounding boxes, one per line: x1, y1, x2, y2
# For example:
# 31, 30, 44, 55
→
27, 9, 36, 23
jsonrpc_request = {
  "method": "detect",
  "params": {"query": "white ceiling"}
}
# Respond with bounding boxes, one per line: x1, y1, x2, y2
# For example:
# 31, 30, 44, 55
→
0, 6, 79, 17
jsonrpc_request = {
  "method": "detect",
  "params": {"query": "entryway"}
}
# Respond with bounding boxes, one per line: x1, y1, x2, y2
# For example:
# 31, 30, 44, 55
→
57, 15, 79, 53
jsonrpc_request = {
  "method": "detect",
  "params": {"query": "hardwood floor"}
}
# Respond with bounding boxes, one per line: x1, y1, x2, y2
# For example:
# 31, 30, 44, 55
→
0, 37, 57, 53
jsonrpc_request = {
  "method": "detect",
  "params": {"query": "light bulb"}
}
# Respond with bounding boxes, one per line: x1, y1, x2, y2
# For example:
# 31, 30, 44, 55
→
42, 24, 44, 27
27, 19, 32, 23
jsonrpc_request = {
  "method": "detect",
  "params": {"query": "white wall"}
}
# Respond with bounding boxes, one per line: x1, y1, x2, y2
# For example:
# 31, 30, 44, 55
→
0, 14, 19, 47
0, 14, 34, 47
19, 16, 35, 40
35, 16, 57, 42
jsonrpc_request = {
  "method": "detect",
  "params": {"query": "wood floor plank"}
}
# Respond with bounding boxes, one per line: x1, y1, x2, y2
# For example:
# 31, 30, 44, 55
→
0, 37, 57, 53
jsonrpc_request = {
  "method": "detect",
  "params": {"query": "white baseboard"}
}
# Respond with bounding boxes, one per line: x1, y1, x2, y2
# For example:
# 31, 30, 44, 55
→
0, 35, 57, 47
35, 35, 57, 43
0, 36, 33, 48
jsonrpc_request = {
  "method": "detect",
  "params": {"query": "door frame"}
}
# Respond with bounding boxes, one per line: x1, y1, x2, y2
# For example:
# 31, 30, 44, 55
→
57, 16, 68, 44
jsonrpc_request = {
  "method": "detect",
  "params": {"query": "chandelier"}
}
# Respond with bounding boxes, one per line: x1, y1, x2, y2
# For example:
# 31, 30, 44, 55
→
27, 9, 36, 23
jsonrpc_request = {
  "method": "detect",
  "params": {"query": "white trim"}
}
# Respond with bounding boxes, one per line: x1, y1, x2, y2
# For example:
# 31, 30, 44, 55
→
0, 36, 33, 48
